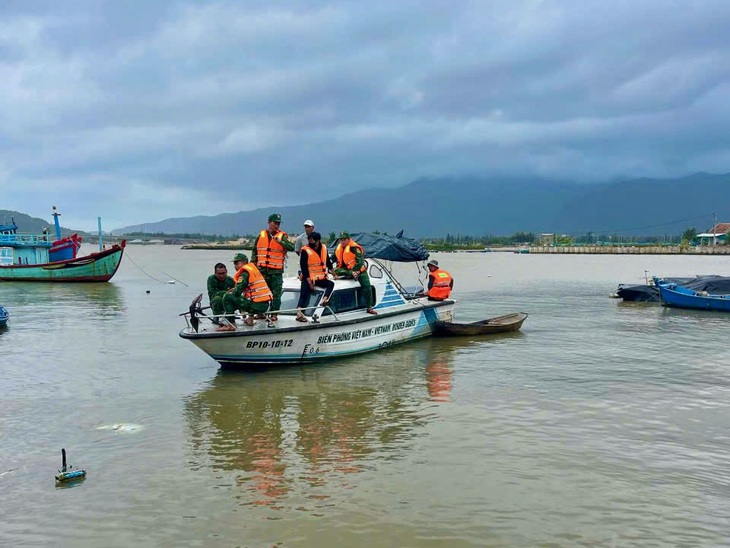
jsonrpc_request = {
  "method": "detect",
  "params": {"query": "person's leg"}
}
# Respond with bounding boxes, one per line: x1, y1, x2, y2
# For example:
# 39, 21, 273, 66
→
241, 299, 268, 327
250, 301, 270, 324
220, 293, 240, 330
269, 272, 283, 317
297, 279, 312, 309
358, 272, 376, 312
210, 295, 225, 316
316, 279, 335, 304
334, 267, 352, 278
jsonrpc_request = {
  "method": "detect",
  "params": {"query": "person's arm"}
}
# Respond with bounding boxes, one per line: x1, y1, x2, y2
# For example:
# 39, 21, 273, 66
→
207, 275, 217, 300
300, 252, 310, 280
352, 248, 365, 273
250, 234, 259, 265
294, 234, 304, 255
232, 271, 250, 298
449, 279, 454, 289
427, 274, 434, 290
279, 233, 295, 252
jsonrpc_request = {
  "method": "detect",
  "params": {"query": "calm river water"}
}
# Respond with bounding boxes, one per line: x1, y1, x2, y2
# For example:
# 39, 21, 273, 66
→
1, 246, 729, 547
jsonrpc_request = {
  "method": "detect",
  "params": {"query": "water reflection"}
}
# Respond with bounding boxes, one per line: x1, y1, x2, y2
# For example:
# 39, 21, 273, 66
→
0, 282, 125, 321
184, 339, 461, 508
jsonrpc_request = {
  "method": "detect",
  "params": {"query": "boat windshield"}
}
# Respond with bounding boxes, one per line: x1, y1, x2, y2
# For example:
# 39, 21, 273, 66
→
279, 288, 321, 316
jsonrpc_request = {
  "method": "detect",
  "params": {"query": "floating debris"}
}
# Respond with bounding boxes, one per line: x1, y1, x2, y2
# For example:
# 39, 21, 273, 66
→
96, 423, 145, 434
55, 448, 86, 484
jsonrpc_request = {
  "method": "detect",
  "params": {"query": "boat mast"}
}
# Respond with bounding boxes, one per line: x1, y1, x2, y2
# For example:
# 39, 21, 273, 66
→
98, 217, 103, 251
52, 206, 62, 240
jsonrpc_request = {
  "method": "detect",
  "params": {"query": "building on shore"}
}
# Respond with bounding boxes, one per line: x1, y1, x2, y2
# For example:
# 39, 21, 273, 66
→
697, 223, 730, 246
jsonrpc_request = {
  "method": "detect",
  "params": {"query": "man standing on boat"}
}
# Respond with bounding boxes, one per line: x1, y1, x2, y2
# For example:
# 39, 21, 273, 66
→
219, 253, 273, 331
296, 231, 335, 321
333, 232, 377, 315
426, 259, 453, 301
251, 213, 295, 321
207, 262, 235, 320
294, 219, 315, 255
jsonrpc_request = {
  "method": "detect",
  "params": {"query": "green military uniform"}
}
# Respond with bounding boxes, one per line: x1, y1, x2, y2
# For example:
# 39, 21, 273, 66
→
222, 256, 271, 322
250, 214, 295, 312
207, 273, 235, 316
333, 233, 374, 309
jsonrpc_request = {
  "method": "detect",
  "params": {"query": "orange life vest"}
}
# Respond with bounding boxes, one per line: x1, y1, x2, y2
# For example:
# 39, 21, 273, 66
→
302, 244, 328, 281
256, 229, 288, 270
334, 241, 366, 273
427, 268, 452, 300
234, 263, 273, 302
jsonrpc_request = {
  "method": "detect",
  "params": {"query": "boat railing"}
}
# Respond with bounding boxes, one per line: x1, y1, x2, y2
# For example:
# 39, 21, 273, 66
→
183, 302, 339, 330
0, 233, 54, 247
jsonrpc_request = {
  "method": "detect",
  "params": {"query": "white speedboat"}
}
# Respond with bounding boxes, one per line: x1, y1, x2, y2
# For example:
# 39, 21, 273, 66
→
180, 256, 455, 366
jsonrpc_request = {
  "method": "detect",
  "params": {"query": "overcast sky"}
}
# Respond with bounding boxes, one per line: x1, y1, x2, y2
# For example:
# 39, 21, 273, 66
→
1, 0, 729, 230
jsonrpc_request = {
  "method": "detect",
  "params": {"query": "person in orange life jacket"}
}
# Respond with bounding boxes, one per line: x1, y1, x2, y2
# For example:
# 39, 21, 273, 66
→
296, 231, 335, 322
426, 259, 453, 301
332, 231, 376, 314
250, 213, 295, 320
219, 253, 273, 331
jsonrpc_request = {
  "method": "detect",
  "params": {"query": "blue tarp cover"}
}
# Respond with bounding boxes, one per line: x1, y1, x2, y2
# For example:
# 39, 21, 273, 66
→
347, 232, 430, 262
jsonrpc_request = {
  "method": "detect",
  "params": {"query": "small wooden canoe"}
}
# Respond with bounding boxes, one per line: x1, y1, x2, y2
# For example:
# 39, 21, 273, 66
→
434, 312, 528, 336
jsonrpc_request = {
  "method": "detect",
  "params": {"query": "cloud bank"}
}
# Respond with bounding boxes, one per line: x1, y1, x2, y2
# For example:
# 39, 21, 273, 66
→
1, 0, 729, 230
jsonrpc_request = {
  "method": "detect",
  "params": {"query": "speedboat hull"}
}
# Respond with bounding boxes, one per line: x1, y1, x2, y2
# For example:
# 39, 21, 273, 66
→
181, 300, 455, 365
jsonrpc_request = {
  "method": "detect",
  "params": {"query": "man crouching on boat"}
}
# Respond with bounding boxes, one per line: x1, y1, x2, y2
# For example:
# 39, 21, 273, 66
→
426, 259, 453, 301
219, 253, 273, 331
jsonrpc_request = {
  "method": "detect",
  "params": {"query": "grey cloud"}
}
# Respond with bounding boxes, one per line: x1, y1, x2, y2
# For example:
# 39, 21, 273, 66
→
1, 0, 729, 230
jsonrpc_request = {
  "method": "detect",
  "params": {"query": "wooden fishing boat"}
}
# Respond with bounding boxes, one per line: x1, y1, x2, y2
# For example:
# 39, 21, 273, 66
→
0, 207, 125, 282
0, 242, 126, 282
433, 312, 528, 336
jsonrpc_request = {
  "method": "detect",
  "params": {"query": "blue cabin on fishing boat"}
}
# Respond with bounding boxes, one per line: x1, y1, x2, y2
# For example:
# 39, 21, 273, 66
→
0, 220, 53, 265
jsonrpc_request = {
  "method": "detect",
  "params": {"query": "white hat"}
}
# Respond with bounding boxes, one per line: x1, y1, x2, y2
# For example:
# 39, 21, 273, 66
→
427, 259, 439, 268
303, 219, 314, 226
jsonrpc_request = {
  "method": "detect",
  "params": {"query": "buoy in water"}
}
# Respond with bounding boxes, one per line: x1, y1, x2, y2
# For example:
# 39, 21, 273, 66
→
146, 290, 151, 294
55, 448, 86, 484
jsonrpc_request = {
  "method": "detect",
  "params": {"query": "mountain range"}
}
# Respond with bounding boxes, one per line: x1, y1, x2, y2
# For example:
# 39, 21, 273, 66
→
0, 210, 86, 237
3, 173, 716, 238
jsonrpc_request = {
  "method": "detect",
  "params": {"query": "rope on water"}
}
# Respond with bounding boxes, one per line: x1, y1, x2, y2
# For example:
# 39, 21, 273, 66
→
161, 271, 189, 287
0, 278, 34, 294
123, 251, 168, 284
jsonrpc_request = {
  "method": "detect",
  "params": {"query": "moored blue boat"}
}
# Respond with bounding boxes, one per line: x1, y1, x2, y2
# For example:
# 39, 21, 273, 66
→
0, 305, 8, 327
658, 282, 730, 312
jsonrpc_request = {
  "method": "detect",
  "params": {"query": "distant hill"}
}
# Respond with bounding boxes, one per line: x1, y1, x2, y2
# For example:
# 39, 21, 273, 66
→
0, 210, 86, 237
112, 173, 730, 237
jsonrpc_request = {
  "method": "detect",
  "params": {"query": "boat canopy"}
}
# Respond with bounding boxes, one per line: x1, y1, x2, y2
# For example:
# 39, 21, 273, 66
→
348, 232, 429, 262
680, 276, 730, 295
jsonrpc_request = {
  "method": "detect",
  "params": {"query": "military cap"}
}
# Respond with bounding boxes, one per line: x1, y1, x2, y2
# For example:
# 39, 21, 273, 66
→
232, 253, 248, 262
268, 213, 282, 223
339, 231, 350, 239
